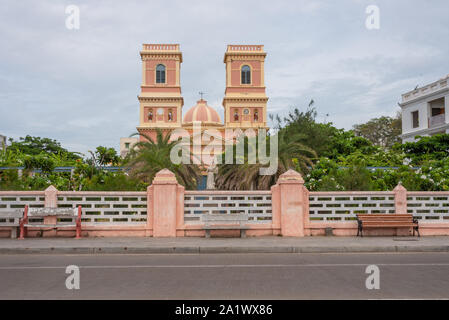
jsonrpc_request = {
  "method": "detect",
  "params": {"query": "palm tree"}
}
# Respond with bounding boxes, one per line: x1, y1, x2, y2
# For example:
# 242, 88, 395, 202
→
215, 130, 317, 190
124, 129, 200, 189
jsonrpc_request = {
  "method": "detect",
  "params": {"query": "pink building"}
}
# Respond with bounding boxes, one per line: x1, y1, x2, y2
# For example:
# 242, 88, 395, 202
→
120, 44, 269, 165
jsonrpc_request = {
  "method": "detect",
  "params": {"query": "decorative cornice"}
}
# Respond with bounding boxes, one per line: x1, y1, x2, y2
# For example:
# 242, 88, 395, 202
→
224, 54, 266, 63
141, 54, 182, 62
138, 96, 184, 103
222, 97, 269, 103
401, 123, 449, 138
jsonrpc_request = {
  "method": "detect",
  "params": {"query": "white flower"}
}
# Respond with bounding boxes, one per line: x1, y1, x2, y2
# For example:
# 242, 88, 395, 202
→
403, 158, 412, 165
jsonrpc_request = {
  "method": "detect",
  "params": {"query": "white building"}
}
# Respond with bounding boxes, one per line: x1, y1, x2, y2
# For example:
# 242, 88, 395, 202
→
400, 75, 449, 142
119, 137, 139, 158
0, 135, 6, 150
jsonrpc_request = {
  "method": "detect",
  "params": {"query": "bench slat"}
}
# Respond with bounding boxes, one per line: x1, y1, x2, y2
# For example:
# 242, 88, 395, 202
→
361, 216, 412, 218
23, 224, 77, 228
363, 223, 416, 227
357, 213, 412, 218
28, 207, 77, 217
203, 226, 249, 230
360, 218, 413, 223
0, 211, 23, 218
203, 214, 247, 221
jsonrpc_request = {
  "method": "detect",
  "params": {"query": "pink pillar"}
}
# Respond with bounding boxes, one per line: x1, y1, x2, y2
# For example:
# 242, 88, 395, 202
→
176, 185, 185, 236
44, 185, 58, 207
146, 185, 154, 236
276, 169, 307, 237
44, 185, 58, 236
271, 184, 281, 235
151, 169, 180, 237
303, 187, 310, 236
393, 183, 408, 214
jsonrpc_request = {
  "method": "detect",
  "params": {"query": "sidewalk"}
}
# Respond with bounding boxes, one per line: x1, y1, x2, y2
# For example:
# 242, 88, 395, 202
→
0, 236, 448, 254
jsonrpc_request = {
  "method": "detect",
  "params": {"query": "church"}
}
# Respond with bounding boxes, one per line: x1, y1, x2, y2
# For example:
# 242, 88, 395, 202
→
120, 44, 269, 162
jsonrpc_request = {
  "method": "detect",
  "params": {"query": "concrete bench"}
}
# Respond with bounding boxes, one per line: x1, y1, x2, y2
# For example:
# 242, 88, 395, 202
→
0, 210, 23, 238
19, 205, 82, 239
356, 214, 419, 237
203, 214, 249, 238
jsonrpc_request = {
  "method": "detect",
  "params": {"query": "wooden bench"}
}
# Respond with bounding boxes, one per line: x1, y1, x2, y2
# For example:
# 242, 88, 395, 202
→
203, 214, 249, 238
19, 205, 82, 239
0, 210, 23, 239
356, 214, 419, 237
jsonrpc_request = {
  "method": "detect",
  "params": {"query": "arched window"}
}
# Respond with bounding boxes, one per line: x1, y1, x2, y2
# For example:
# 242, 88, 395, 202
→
241, 65, 251, 84
156, 64, 166, 83
254, 110, 259, 122
234, 110, 239, 121
148, 109, 153, 121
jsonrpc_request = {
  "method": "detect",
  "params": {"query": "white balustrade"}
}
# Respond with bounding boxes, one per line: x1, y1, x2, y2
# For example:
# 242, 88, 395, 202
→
309, 192, 395, 221
407, 192, 449, 222
184, 191, 272, 224
57, 192, 147, 225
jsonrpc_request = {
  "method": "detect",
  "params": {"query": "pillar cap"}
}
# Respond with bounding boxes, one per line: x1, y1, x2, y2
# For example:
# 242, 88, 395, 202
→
45, 185, 58, 192
277, 169, 304, 184
393, 182, 407, 192
152, 168, 178, 184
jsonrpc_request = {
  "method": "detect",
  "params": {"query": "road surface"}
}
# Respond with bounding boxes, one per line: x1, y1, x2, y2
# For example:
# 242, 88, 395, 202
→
0, 252, 448, 299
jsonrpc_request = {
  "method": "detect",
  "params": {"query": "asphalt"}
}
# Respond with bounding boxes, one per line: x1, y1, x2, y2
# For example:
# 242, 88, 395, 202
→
0, 236, 448, 254
1, 252, 449, 299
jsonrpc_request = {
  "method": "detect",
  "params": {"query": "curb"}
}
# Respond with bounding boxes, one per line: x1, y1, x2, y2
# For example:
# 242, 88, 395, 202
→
0, 245, 448, 254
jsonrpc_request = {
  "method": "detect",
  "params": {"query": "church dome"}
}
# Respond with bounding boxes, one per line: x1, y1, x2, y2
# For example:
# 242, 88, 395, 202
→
183, 99, 222, 125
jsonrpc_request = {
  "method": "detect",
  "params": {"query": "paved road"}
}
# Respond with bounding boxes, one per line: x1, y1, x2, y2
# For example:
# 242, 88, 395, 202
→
0, 252, 448, 299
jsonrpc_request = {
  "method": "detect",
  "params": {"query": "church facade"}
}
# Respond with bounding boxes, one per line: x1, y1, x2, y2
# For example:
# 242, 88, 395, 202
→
120, 44, 269, 160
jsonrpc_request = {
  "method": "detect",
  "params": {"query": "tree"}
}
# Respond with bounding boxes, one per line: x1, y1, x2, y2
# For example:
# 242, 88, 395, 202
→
271, 102, 339, 157
353, 113, 402, 149
325, 129, 377, 160
124, 129, 200, 189
215, 130, 317, 190
8, 135, 81, 161
398, 133, 449, 164
88, 146, 120, 167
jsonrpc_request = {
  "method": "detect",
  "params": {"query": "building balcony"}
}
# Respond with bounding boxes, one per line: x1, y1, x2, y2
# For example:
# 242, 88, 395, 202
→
142, 44, 180, 52
402, 75, 449, 104
226, 45, 264, 52
429, 114, 446, 128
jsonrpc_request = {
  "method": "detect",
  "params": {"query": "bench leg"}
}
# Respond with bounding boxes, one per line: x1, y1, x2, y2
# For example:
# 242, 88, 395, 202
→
19, 225, 26, 240
205, 230, 210, 238
11, 227, 17, 239
241, 230, 246, 238
76, 224, 81, 239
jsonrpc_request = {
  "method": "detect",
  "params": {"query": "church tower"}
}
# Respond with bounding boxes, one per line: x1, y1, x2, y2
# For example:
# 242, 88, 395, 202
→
222, 45, 268, 131
137, 44, 183, 141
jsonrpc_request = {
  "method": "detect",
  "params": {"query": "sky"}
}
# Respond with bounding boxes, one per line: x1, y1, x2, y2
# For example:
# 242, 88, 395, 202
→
1, 0, 448, 156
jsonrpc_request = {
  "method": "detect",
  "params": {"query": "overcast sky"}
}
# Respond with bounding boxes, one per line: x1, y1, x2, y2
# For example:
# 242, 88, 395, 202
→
1, 0, 448, 155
